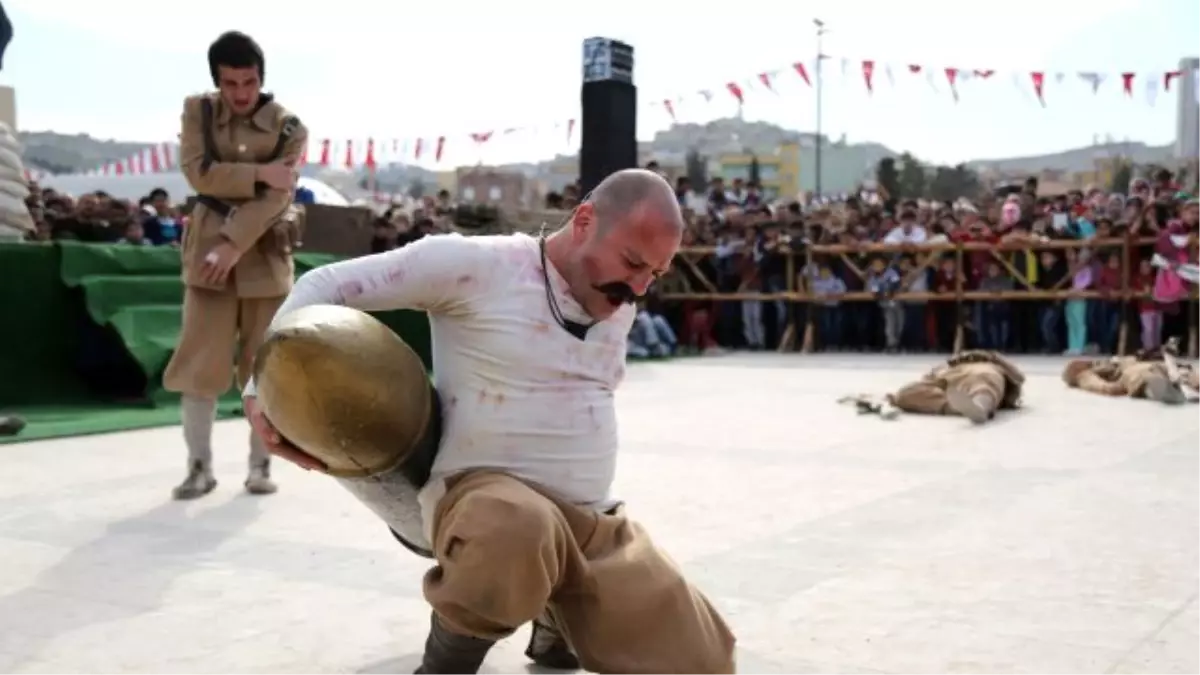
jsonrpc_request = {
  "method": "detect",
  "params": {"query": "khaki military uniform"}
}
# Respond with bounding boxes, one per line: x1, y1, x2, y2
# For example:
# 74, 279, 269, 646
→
162, 92, 308, 501
1064, 356, 1198, 404
887, 351, 1026, 423
163, 93, 308, 400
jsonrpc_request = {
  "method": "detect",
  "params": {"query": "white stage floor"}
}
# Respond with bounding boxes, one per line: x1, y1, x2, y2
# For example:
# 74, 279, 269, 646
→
0, 354, 1195, 673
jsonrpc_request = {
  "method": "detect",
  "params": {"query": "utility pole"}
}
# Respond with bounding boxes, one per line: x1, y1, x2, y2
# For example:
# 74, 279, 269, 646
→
814, 18, 827, 198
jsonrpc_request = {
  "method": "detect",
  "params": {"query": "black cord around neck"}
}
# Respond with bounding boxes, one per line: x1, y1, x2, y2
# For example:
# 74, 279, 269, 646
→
538, 228, 593, 341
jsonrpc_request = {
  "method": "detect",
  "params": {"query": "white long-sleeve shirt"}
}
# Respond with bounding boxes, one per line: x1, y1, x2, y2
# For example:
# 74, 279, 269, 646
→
245, 232, 633, 546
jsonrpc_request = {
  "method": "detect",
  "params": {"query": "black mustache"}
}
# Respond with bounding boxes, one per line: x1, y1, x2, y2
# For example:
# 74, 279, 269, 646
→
594, 282, 639, 306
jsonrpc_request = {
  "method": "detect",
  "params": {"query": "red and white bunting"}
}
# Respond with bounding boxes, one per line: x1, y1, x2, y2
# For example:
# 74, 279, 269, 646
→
27, 56, 1188, 178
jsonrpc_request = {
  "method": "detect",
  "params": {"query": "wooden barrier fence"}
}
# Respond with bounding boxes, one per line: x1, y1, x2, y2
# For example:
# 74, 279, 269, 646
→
657, 236, 1199, 357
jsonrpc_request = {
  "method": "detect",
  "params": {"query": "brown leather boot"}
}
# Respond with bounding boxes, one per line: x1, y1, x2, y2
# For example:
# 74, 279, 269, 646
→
414, 613, 495, 674
0, 414, 26, 436
524, 616, 580, 670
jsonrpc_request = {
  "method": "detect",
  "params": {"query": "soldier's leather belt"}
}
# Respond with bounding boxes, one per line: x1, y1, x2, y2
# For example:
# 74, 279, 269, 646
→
196, 194, 235, 219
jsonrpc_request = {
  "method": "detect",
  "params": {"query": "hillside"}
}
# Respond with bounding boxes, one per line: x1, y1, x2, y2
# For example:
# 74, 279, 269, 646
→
18, 120, 1178, 180
966, 141, 1174, 174
19, 131, 158, 175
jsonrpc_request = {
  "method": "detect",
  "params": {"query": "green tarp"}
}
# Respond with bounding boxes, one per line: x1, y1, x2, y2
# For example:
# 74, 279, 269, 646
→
0, 242, 432, 440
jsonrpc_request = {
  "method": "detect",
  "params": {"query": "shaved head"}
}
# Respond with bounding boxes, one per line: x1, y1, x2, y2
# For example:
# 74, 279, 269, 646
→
589, 168, 684, 237
546, 169, 685, 321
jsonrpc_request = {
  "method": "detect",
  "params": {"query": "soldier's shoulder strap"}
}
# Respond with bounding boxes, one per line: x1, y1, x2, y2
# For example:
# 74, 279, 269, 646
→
256, 98, 303, 162
268, 113, 302, 162
198, 96, 220, 172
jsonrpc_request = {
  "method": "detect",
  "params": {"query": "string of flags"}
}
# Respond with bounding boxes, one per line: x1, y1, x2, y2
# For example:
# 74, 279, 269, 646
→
35, 56, 1198, 179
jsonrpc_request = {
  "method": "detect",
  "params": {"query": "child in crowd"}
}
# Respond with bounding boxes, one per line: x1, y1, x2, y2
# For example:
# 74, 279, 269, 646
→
866, 257, 903, 353
117, 220, 149, 246
977, 261, 1014, 350
1064, 248, 1091, 355
1134, 257, 1164, 350
810, 262, 847, 350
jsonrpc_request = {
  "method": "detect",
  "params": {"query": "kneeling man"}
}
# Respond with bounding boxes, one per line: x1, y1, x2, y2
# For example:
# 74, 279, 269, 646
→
244, 169, 736, 674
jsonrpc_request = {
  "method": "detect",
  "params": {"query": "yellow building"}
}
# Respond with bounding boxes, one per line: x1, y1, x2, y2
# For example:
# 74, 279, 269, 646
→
714, 142, 800, 200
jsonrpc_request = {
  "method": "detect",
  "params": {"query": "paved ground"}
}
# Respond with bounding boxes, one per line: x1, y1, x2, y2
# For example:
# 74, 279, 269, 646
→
0, 354, 1196, 674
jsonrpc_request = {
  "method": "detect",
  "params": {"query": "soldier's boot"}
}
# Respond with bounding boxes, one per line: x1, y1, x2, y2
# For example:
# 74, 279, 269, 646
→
173, 459, 218, 500
1145, 374, 1188, 405
947, 388, 996, 425
524, 613, 581, 670
414, 613, 495, 674
173, 396, 218, 500
0, 414, 26, 436
244, 432, 278, 495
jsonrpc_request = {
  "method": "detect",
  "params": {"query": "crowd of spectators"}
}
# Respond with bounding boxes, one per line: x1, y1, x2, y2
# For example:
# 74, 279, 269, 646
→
24, 183, 184, 246
18, 161, 1199, 361
641, 168, 1199, 358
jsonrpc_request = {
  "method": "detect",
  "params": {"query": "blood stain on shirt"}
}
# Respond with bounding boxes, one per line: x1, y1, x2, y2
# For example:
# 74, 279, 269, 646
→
337, 280, 364, 300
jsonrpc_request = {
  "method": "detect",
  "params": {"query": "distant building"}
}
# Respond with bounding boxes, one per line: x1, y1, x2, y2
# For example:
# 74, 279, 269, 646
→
1176, 57, 1199, 160
713, 142, 801, 200
433, 170, 457, 195
456, 167, 532, 210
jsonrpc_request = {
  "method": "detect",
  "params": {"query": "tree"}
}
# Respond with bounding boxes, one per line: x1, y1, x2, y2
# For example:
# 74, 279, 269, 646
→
896, 152, 927, 199
685, 148, 708, 191
408, 179, 427, 200
928, 163, 983, 203
1108, 158, 1133, 195
875, 157, 900, 200
748, 155, 761, 186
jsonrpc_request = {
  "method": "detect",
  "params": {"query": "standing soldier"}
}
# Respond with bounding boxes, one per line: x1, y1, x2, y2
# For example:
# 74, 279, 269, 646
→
163, 31, 308, 500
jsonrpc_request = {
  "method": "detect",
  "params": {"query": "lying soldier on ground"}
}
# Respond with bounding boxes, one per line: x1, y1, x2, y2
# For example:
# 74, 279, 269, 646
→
1063, 337, 1199, 405
839, 350, 1026, 424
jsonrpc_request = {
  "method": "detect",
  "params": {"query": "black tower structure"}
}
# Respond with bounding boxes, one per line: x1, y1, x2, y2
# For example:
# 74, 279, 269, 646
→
579, 38, 637, 196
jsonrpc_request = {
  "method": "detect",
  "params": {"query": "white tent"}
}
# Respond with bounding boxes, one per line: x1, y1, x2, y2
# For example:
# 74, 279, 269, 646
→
38, 172, 351, 207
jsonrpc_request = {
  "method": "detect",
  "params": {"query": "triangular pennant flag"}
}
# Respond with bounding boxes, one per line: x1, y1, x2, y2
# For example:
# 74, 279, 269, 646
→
663, 99, 676, 121
1164, 70, 1182, 91
1145, 74, 1159, 106
862, 60, 875, 94
907, 64, 922, 74
1077, 72, 1104, 94
699, 89, 714, 102
470, 131, 494, 145
792, 62, 811, 86
319, 139, 331, 166
1121, 72, 1135, 97
365, 138, 376, 168
884, 64, 895, 88
726, 82, 745, 103
434, 137, 445, 163
1031, 72, 1046, 106
945, 67, 959, 102
757, 72, 774, 92
344, 139, 354, 169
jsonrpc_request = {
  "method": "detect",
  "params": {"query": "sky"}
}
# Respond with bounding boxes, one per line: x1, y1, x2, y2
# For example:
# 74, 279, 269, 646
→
2, 0, 1197, 170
